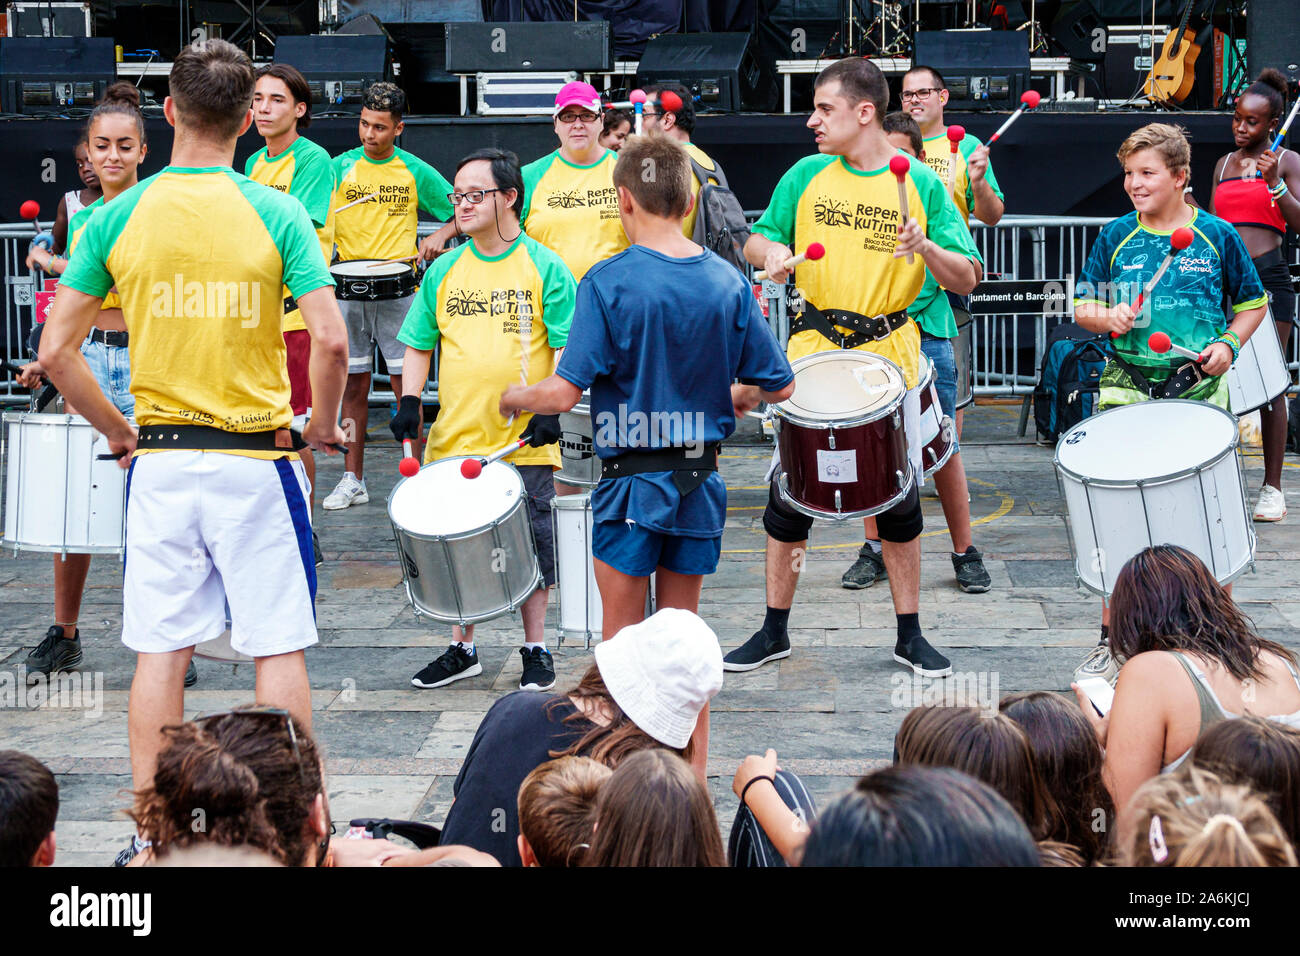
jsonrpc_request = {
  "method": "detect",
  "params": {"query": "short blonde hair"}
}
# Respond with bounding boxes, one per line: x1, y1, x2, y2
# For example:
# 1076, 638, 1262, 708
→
612, 132, 693, 219
1123, 767, 1297, 867
517, 756, 611, 867
1117, 122, 1191, 181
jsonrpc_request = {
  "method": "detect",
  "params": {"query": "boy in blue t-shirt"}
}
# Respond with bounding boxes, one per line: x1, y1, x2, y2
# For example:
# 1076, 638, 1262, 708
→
500, 133, 794, 765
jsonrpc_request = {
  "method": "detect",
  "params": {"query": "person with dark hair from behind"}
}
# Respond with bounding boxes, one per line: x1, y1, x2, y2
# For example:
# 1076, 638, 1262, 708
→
642, 82, 724, 242
0, 751, 58, 866
1072, 545, 1300, 820
599, 108, 632, 151
1192, 715, 1300, 850
583, 748, 725, 867
894, 704, 1060, 842
392, 147, 575, 693
516, 756, 611, 867
1000, 691, 1114, 865
325, 81, 454, 513
247, 63, 339, 560
436, 609, 722, 865
801, 765, 1040, 866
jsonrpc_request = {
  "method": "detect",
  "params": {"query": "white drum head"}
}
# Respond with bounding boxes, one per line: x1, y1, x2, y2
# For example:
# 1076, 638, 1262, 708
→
1056, 401, 1236, 482
331, 260, 411, 278
389, 458, 523, 536
777, 352, 905, 422
917, 352, 935, 391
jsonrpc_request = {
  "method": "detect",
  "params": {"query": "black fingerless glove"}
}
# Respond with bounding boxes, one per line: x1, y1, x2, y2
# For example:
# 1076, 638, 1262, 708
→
521, 413, 562, 447
389, 394, 424, 442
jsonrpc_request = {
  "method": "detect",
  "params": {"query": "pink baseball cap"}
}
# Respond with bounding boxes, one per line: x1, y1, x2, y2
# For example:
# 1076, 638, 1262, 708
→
553, 80, 602, 117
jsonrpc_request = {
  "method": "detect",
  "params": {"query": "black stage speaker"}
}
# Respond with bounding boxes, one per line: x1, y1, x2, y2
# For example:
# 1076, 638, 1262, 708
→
1050, 0, 1107, 62
913, 30, 1031, 108
274, 34, 390, 112
444, 21, 613, 73
1247, 0, 1300, 83
0, 37, 114, 114
637, 32, 763, 112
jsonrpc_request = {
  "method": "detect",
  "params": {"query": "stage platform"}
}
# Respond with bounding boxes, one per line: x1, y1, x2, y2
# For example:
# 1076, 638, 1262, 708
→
4, 403, 1298, 864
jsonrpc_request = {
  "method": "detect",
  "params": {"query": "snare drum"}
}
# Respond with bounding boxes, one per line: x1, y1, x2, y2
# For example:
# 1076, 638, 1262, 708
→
331, 260, 419, 301
954, 305, 974, 409
557, 392, 599, 488
772, 351, 912, 520
2, 411, 126, 555
1228, 308, 1290, 415
1054, 400, 1255, 596
388, 457, 542, 626
917, 353, 955, 479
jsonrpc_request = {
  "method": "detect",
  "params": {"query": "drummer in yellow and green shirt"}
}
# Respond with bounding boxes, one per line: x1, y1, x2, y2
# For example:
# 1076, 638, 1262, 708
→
391, 147, 576, 694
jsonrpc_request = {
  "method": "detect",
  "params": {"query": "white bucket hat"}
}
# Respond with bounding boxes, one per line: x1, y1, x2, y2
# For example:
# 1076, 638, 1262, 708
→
593, 608, 724, 750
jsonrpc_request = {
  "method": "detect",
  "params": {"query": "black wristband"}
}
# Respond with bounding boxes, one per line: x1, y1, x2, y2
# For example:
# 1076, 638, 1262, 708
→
740, 774, 776, 807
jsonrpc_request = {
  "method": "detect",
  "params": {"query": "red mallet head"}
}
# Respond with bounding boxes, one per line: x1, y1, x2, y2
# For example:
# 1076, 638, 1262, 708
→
1148, 331, 1173, 354
629, 89, 647, 105
19, 200, 40, 221
889, 154, 910, 179
399, 456, 420, 478
946, 125, 965, 147
804, 242, 825, 262
660, 89, 683, 112
1170, 227, 1194, 251
460, 458, 483, 479
1021, 90, 1041, 109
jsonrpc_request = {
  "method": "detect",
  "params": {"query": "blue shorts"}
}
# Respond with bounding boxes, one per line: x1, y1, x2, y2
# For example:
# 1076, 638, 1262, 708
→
81, 335, 134, 417
920, 332, 959, 453
592, 519, 722, 577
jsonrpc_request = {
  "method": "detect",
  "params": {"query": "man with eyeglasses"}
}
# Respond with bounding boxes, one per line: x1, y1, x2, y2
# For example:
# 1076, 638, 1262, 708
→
391, 148, 575, 694
520, 82, 629, 282
642, 82, 724, 240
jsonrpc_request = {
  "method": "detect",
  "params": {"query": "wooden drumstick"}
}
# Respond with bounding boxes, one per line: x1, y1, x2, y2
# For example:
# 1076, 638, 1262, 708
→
986, 90, 1042, 146
945, 125, 965, 194
333, 192, 379, 214
890, 155, 914, 264
753, 242, 825, 280
368, 254, 420, 268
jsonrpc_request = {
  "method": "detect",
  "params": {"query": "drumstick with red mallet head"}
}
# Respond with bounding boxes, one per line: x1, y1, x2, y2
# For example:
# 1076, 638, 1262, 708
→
630, 89, 647, 135
945, 125, 965, 193
889, 155, 915, 264
1110, 227, 1195, 338
398, 440, 420, 477
1147, 331, 1206, 363
986, 90, 1042, 147
753, 242, 825, 280
20, 199, 41, 233
459, 438, 528, 479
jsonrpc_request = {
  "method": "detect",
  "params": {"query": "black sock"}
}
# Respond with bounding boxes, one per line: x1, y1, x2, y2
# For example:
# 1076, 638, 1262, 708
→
896, 613, 921, 645
1099, 624, 1109, 645
762, 607, 790, 637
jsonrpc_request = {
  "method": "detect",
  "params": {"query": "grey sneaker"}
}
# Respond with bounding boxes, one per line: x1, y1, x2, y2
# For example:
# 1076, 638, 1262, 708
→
25, 626, 82, 681
952, 546, 992, 593
841, 543, 887, 590
1073, 640, 1118, 684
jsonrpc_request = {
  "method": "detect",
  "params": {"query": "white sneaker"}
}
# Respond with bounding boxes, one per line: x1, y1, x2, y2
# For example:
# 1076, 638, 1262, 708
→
323, 472, 369, 510
1254, 484, 1286, 522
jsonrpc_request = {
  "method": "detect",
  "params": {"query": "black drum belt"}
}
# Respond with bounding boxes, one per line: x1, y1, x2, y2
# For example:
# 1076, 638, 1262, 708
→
283, 294, 297, 314
788, 304, 911, 350
136, 425, 303, 452
602, 444, 720, 495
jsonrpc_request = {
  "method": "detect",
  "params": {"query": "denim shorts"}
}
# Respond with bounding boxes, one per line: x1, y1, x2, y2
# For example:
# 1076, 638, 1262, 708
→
81, 335, 134, 416
592, 519, 722, 577
920, 331, 959, 453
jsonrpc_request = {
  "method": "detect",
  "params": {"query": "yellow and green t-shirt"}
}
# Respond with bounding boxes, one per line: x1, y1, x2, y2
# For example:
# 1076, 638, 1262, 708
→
68, 198, 120, 311
59, 166, 335, 455
921, 128, 1003, 225
752, 152, 979, 388
397, 234, 576, 468
682, 141, 719, 239
332, 146, 454, 263
245, 135, 337, 332
521, 149, 629, 280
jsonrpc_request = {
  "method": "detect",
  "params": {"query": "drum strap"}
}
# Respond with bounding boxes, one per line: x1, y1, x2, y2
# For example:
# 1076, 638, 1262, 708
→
136, 425, 302, 452
1109, 352, 1205, 400
601, 443, 721, 496
283, 294, 297, 314
788, 301, 911, 350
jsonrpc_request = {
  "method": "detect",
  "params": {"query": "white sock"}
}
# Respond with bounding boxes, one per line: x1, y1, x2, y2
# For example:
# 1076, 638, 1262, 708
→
865, 538, 882, 554
524, 640, 547, 653
455, 640, 474, 654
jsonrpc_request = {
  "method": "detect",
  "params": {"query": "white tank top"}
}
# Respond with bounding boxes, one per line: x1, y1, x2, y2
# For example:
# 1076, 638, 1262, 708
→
64, 189, 86, 218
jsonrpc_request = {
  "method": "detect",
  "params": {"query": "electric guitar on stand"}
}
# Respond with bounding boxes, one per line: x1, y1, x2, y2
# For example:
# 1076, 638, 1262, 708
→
1144, 0, 1202, 105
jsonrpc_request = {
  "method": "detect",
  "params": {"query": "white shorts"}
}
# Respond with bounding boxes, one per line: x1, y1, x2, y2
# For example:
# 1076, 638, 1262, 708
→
122, 451, 317, 656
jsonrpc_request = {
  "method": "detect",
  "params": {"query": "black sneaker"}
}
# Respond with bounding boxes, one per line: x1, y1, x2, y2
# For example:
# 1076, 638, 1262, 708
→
411, 644, 482, 689
185, 659, 198, 688
841, 543, 887, 590
313, 531, 324, 568
952, 546, 992, 593
519, 645, 557, 691
723, 628, 792, 672
113, 835, 147, 867
25, 626, 82, 681
894, 634, 953, 677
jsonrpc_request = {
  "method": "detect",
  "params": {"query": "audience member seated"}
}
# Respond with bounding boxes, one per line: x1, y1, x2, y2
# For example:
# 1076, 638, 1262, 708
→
894, 705, 1059, 842
517, 756, 611, 867
1121, 767, 1297, 867
438, 608, 723, 865
582, 749, 725, 866
729, 748, 818, 867
1072, 545, 1300, 819
1192, 715, 1300, 849
0, 751, 58, 867
1001, 691, 1114, 865
800, 766, 1041, 867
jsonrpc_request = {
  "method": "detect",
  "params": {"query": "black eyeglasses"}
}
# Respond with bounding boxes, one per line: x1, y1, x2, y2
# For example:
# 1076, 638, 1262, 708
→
557, 111, 600, 125
900, 88, 942, 102
447, 188, 501, 206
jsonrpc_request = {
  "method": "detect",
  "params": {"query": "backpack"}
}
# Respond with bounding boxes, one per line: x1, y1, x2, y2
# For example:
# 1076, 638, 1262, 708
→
685, 153, 750, 271
1033, 322, 1114, 443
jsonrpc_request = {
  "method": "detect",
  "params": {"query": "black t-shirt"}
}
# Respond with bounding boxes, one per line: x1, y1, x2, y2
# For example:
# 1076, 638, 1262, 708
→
438, 691, 595, 866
